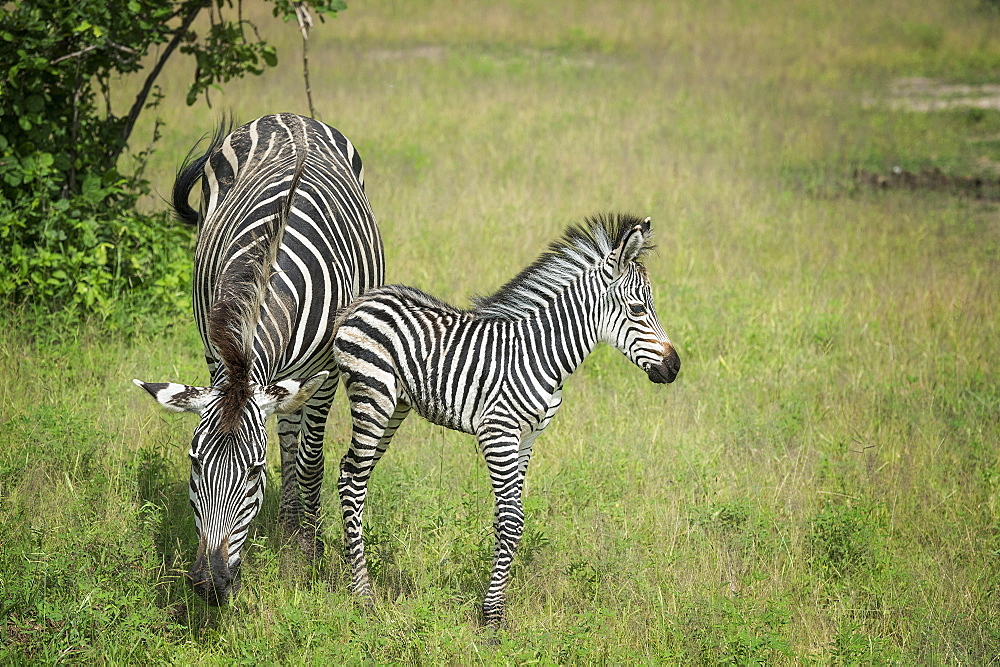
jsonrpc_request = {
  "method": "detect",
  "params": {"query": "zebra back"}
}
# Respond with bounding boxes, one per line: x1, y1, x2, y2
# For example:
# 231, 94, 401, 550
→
178, 113, 384, 388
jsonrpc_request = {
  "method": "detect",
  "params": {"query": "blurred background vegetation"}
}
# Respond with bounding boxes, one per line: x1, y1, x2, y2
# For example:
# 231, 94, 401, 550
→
1, 0, 998, 662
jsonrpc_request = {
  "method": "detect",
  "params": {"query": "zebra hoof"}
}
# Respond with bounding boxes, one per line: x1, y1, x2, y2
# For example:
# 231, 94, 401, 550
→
278, 511, 304, 538
296, 530, 325, 561
482, 605, 507, 634
350, 579, 376, 609
479, 626, 502, 646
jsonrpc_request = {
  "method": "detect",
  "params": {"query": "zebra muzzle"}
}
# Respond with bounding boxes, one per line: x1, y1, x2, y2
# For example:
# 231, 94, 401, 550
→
189, 538, 240, 605
646, 346, 680, 384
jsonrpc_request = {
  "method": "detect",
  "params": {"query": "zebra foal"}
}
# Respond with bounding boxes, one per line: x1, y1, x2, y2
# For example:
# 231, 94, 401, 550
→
133, 114, 384, 605
332, 213, 680, 628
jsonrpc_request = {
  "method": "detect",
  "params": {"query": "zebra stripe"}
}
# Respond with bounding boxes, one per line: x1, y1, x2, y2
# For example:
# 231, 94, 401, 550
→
135, 113, 383, 605
332, 213, 680, 628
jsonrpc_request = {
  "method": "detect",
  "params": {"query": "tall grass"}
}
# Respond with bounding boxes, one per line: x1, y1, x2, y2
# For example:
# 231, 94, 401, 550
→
3, 0, 999, 661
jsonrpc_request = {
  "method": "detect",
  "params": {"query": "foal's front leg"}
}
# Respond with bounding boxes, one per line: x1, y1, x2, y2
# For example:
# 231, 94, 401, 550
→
479, 392, 559, 630
478, 428, 528, 629
338, 396, 410, 603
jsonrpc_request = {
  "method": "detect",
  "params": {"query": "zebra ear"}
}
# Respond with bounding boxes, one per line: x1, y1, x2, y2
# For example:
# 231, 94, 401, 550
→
608, 218, 651, 277
133, 379, 216, 415
255, 371, 330, 417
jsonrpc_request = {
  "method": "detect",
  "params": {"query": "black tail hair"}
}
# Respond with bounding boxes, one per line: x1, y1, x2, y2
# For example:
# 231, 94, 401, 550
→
172, 115, 236, 226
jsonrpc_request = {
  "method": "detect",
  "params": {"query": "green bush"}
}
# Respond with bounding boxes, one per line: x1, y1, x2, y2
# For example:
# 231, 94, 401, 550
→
0, 0, 345, 325
0, 169, 194, 326
807, 501, 886, 579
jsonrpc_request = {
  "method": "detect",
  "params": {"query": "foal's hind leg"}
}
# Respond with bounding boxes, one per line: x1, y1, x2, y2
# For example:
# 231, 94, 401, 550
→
338, 382, 410, 603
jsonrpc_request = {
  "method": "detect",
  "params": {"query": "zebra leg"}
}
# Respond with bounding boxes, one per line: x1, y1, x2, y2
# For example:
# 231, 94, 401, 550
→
339, 393, 410, 604
479, 431, 526, 630
293, 376, 338, 561
277, 411, 305, 534
480, 393, 560, 630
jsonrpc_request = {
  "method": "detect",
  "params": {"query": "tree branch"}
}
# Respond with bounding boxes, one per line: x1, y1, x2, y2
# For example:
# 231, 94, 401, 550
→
50, 44, 101, 65
113, 0, 208, 166
294, 2, 317, 119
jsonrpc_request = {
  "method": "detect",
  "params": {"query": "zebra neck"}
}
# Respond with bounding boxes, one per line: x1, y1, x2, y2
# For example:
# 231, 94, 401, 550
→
520, 278, 600, 383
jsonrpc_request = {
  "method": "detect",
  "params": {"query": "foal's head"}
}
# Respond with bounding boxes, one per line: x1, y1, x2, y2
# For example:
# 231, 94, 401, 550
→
596, 215, 680, 384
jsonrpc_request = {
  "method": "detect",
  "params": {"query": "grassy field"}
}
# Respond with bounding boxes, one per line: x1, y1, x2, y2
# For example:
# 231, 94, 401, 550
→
3, 0, 1000, 662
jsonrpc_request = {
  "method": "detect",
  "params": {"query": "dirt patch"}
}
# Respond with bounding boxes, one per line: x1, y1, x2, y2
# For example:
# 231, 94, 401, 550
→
854, 165, 1000, 200
867, 77, 1000, 112
854, 78, 1000, 198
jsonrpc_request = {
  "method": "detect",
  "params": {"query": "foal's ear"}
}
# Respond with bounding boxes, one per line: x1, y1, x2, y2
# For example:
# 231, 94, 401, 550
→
254, 371, 329, 417
133, 379, 216, 415
608, 217, 652, 277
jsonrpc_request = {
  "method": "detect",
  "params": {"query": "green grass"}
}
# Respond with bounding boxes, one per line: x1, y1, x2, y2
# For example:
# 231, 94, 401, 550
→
4, 0, 1000, 662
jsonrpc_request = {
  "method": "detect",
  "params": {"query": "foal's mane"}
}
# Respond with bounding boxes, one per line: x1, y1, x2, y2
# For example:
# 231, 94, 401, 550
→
471, 212, 653, 320
206, 143, 307, 429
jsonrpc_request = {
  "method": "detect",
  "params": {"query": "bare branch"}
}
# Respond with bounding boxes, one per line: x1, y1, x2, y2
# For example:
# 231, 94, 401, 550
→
294, 2, 318, 119
51, 41, 138, 65
50, 44, 101, 64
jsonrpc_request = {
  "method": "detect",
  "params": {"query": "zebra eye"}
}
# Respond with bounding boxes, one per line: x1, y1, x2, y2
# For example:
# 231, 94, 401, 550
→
247, 463, 264, 480
628, 303, 647, 317
189, 456, 202, 476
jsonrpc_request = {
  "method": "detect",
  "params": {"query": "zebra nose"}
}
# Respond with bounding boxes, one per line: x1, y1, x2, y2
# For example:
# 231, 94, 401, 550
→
188, 540, 239, 605
646, 345, 680, 384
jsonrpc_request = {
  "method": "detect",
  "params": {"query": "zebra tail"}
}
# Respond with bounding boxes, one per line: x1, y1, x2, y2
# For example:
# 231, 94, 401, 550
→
172, 115, 236, 226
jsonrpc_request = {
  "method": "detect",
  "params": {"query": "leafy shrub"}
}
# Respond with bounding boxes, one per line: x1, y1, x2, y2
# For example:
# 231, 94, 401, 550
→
0, 0, 345, 326
807, 500, 886, 579
0, 168, 194, 325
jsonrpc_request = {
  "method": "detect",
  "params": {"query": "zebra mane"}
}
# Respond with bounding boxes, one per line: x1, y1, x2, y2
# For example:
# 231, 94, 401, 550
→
471, 212, 654, 320
207, 147, 307, 429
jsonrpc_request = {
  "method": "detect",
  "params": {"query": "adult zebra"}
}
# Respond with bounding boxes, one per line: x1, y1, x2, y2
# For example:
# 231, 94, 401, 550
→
332, 213, 680, 628
134, 113, 384, 605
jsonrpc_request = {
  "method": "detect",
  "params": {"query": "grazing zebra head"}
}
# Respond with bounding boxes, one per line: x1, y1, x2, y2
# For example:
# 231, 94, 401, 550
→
133, 372, 326, 604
